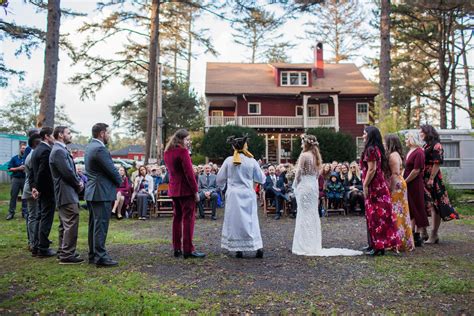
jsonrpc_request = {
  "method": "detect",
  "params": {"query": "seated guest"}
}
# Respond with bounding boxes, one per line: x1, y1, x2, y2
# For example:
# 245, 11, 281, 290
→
340, 163, 349, 182
112, 166, 131, 219
76, 165, 88, 201
197, 164, 218, 220
325, 172, 344, 209
151, 167, 163, 192
285, 167, 297, 218
161, 166, 169, 184
132, 166, 155, 220
264, 165, 288, 220
331, 160, 338, 171
344, 162, 365, 214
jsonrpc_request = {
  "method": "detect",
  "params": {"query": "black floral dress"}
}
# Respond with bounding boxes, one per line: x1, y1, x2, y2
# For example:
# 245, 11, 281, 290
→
423, 142, 459, 221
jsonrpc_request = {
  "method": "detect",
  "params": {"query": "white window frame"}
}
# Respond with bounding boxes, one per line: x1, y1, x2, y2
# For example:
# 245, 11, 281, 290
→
211, 110, 223, 117
440, 141, 461, 168
319, 103, 329, 116
356, 102, 369, 124
280, 71, 309, 87
308, 104, 318, 117
248, 102, 261, 115
356, 137, 365, 158
295, 106, 303, 117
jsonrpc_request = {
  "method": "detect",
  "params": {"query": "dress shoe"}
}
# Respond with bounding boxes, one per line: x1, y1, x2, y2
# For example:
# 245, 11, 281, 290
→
37, 249, 57, 258
198, 215, 205, 219
414, 232, 423, 247
211, 215, 217, 220
183, 251, 206, 259
31, 248, 38, 257
274, 213, 281, 220
366, 249, 385, 256
5, 213, 14, 220
96, 259, 119, 267
236, 251, 243, 258
256, 249, 264, 258
289, 213, 296, 219
59, 257, 84, 265
174, 250, 182, 257
425, 232, 440, 244
360, 245, 372, 252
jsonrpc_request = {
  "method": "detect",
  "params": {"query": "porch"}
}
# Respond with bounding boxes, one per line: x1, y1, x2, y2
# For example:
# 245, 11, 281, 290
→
207, 116, 336, 128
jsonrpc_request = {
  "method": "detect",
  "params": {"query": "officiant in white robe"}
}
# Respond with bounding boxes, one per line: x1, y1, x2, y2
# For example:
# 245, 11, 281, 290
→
216, 135, 266, 258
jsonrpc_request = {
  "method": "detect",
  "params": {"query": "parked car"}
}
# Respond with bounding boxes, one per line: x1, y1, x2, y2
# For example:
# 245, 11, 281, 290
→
74, 157, 133, 170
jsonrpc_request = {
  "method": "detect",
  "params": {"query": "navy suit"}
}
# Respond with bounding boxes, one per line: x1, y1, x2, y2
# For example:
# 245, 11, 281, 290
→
263, 174, 287, 214
85, 139, 121, 263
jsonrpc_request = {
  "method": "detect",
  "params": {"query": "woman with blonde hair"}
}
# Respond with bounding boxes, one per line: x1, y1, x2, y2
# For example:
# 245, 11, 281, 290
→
344, 161, 364, 214
292, 134, 362, 256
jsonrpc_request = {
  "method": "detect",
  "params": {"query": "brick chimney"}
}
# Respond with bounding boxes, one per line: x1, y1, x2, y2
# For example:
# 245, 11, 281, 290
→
314, 42, 324, 78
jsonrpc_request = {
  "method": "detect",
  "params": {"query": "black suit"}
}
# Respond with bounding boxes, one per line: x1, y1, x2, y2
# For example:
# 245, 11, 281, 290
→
263, 174, 287, 214
84, 139, 121, 263
30, 141, 55, 252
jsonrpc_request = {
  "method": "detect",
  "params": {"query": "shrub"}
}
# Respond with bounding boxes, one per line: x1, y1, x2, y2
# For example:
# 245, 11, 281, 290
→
443, 173, 461, 207
191, 153, 206, 165
202, 126, 265, 161
291, 128, 357, 163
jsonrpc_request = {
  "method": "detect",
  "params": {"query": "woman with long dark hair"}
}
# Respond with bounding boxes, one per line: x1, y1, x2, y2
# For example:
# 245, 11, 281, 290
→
420, 125, 459, 244
164, 129, 205, 259
360, 126, 400, 256
385, 134, 414, 252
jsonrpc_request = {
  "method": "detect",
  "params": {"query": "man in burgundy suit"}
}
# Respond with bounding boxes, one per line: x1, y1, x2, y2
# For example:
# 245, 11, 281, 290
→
164, 129, 205, 259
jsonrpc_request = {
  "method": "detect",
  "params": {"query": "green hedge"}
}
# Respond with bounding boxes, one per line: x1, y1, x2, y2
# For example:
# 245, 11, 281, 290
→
291, 128, 356, 163
202, 126, 265, 161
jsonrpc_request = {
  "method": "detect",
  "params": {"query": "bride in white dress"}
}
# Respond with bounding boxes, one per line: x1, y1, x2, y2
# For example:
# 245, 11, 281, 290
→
292, 134, 362, 257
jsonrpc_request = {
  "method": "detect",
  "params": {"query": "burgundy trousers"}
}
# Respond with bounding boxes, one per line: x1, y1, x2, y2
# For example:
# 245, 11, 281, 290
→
172, 196, 196, 254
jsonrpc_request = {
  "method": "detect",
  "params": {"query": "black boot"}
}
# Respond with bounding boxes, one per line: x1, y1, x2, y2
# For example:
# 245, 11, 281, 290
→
414, 232, 423, 247
236, 251, 243, 258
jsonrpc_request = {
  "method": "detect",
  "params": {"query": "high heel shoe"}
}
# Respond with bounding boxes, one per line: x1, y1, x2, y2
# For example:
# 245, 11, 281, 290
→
366, 249, 385, 256
425, 232, 439, 244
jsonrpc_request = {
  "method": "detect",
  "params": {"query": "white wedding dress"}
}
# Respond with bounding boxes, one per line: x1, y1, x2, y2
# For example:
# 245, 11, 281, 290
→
292, 152, 362, 256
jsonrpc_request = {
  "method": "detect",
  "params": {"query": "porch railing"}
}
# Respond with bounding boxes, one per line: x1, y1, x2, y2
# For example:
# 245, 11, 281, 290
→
207, 116, 336, 128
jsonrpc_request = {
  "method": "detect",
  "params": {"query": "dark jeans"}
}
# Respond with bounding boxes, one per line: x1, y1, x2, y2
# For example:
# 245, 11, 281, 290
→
88, 201, 113, 263
38, 196, 55, 252
9, 177, 27, 216
58, 203, 80, 260
348, 191, 365, 213
198, 192, 218, 217
27, 198, 40, 250
265, 188, 285, 213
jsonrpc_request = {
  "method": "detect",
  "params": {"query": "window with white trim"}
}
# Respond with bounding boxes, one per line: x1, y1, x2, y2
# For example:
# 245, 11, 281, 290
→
248, 102, 261, 115
356, 137, 365, 158
320, 103, 328, 116
211, 110, 223, 117
295, 106, 303, 116
440, 141, 460, 167
281, 71, 309, 86
356, 103, 369, 124
308, 104, 318, 117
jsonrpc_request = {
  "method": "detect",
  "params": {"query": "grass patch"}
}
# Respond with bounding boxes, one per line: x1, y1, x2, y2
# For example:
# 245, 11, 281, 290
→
0, 183, 10, 201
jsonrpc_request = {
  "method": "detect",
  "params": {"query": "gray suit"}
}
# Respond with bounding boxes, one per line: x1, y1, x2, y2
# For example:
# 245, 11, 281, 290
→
84, 139, 121, 263
197, 173, 218, 217
49, 142, 83, 260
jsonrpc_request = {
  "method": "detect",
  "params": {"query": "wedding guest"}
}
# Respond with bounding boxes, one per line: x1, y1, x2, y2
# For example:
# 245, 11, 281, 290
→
112, 166, 131, 219
360, 126, 400, 256
344, 162, 364, 214
49, 126, 85, 264
164, 129, 204, 259
339, 163, 349, 182
132, 166, 155, 220
85, 123, 122, 267
30, 126, 57, 258
385, 134, 414, 252
197, 164, 218, 220
403, 131, 429, 246
420, 125, 459, 244
6, 143, 27, 220
263, 165, 288, 220
325, 172, 344, 209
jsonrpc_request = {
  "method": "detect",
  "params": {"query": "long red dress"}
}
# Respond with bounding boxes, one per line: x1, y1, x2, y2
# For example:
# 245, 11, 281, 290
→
403, 147, 429, 228
360, 146, 400, 251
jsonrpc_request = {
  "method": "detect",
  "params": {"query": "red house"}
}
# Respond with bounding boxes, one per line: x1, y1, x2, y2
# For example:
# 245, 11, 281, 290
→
204, 43, 378, 163
110, 145, 145, 161
67, 143, 86, 159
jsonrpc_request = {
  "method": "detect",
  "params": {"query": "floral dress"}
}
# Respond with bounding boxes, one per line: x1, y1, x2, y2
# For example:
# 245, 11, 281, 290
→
360, 146, 400, 251
423, 143, 459, 221
389, 173, 414, 252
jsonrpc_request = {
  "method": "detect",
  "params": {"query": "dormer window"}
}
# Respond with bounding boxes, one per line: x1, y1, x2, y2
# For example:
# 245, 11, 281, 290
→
281, 71, 308, 86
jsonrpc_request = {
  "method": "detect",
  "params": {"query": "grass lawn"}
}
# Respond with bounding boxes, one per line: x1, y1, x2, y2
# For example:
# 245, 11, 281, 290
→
0, 184, 473, 314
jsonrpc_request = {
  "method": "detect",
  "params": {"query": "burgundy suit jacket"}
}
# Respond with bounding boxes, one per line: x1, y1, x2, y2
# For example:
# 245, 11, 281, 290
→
164, 146, 198, 197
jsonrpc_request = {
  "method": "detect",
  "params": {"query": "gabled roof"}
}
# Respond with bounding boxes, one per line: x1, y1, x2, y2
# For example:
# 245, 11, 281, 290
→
205, 62, 378, 95
111, 145, 145, 156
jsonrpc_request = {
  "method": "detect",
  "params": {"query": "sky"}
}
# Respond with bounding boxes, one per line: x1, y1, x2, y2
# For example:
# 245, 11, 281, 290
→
0, 0, 471, 136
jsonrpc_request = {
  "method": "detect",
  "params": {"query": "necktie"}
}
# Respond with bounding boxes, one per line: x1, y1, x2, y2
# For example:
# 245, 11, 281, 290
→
206, 175, 209, 187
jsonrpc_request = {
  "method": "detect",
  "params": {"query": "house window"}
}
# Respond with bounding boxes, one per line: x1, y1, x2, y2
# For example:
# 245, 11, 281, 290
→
319, 103, 328, 116
248, 102, 261, 115
356, 137, 365, 158
211, 110, 223, 117
308, 104, 318, 117
441, 142, 460, 167
281, 71, 309, 86
295, 106, 303, 116
356, 103, 369, 124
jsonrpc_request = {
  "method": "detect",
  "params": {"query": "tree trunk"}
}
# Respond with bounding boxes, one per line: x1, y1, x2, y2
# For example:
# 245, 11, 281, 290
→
379, 0, 391, 110
450, 27, 456, 129
145, 0, 160, 164
37, 0, 61, 128
406, 98, 411, 128
186, 8, 192, 86
461, 26, 473, 128
438, 12, 448, 129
